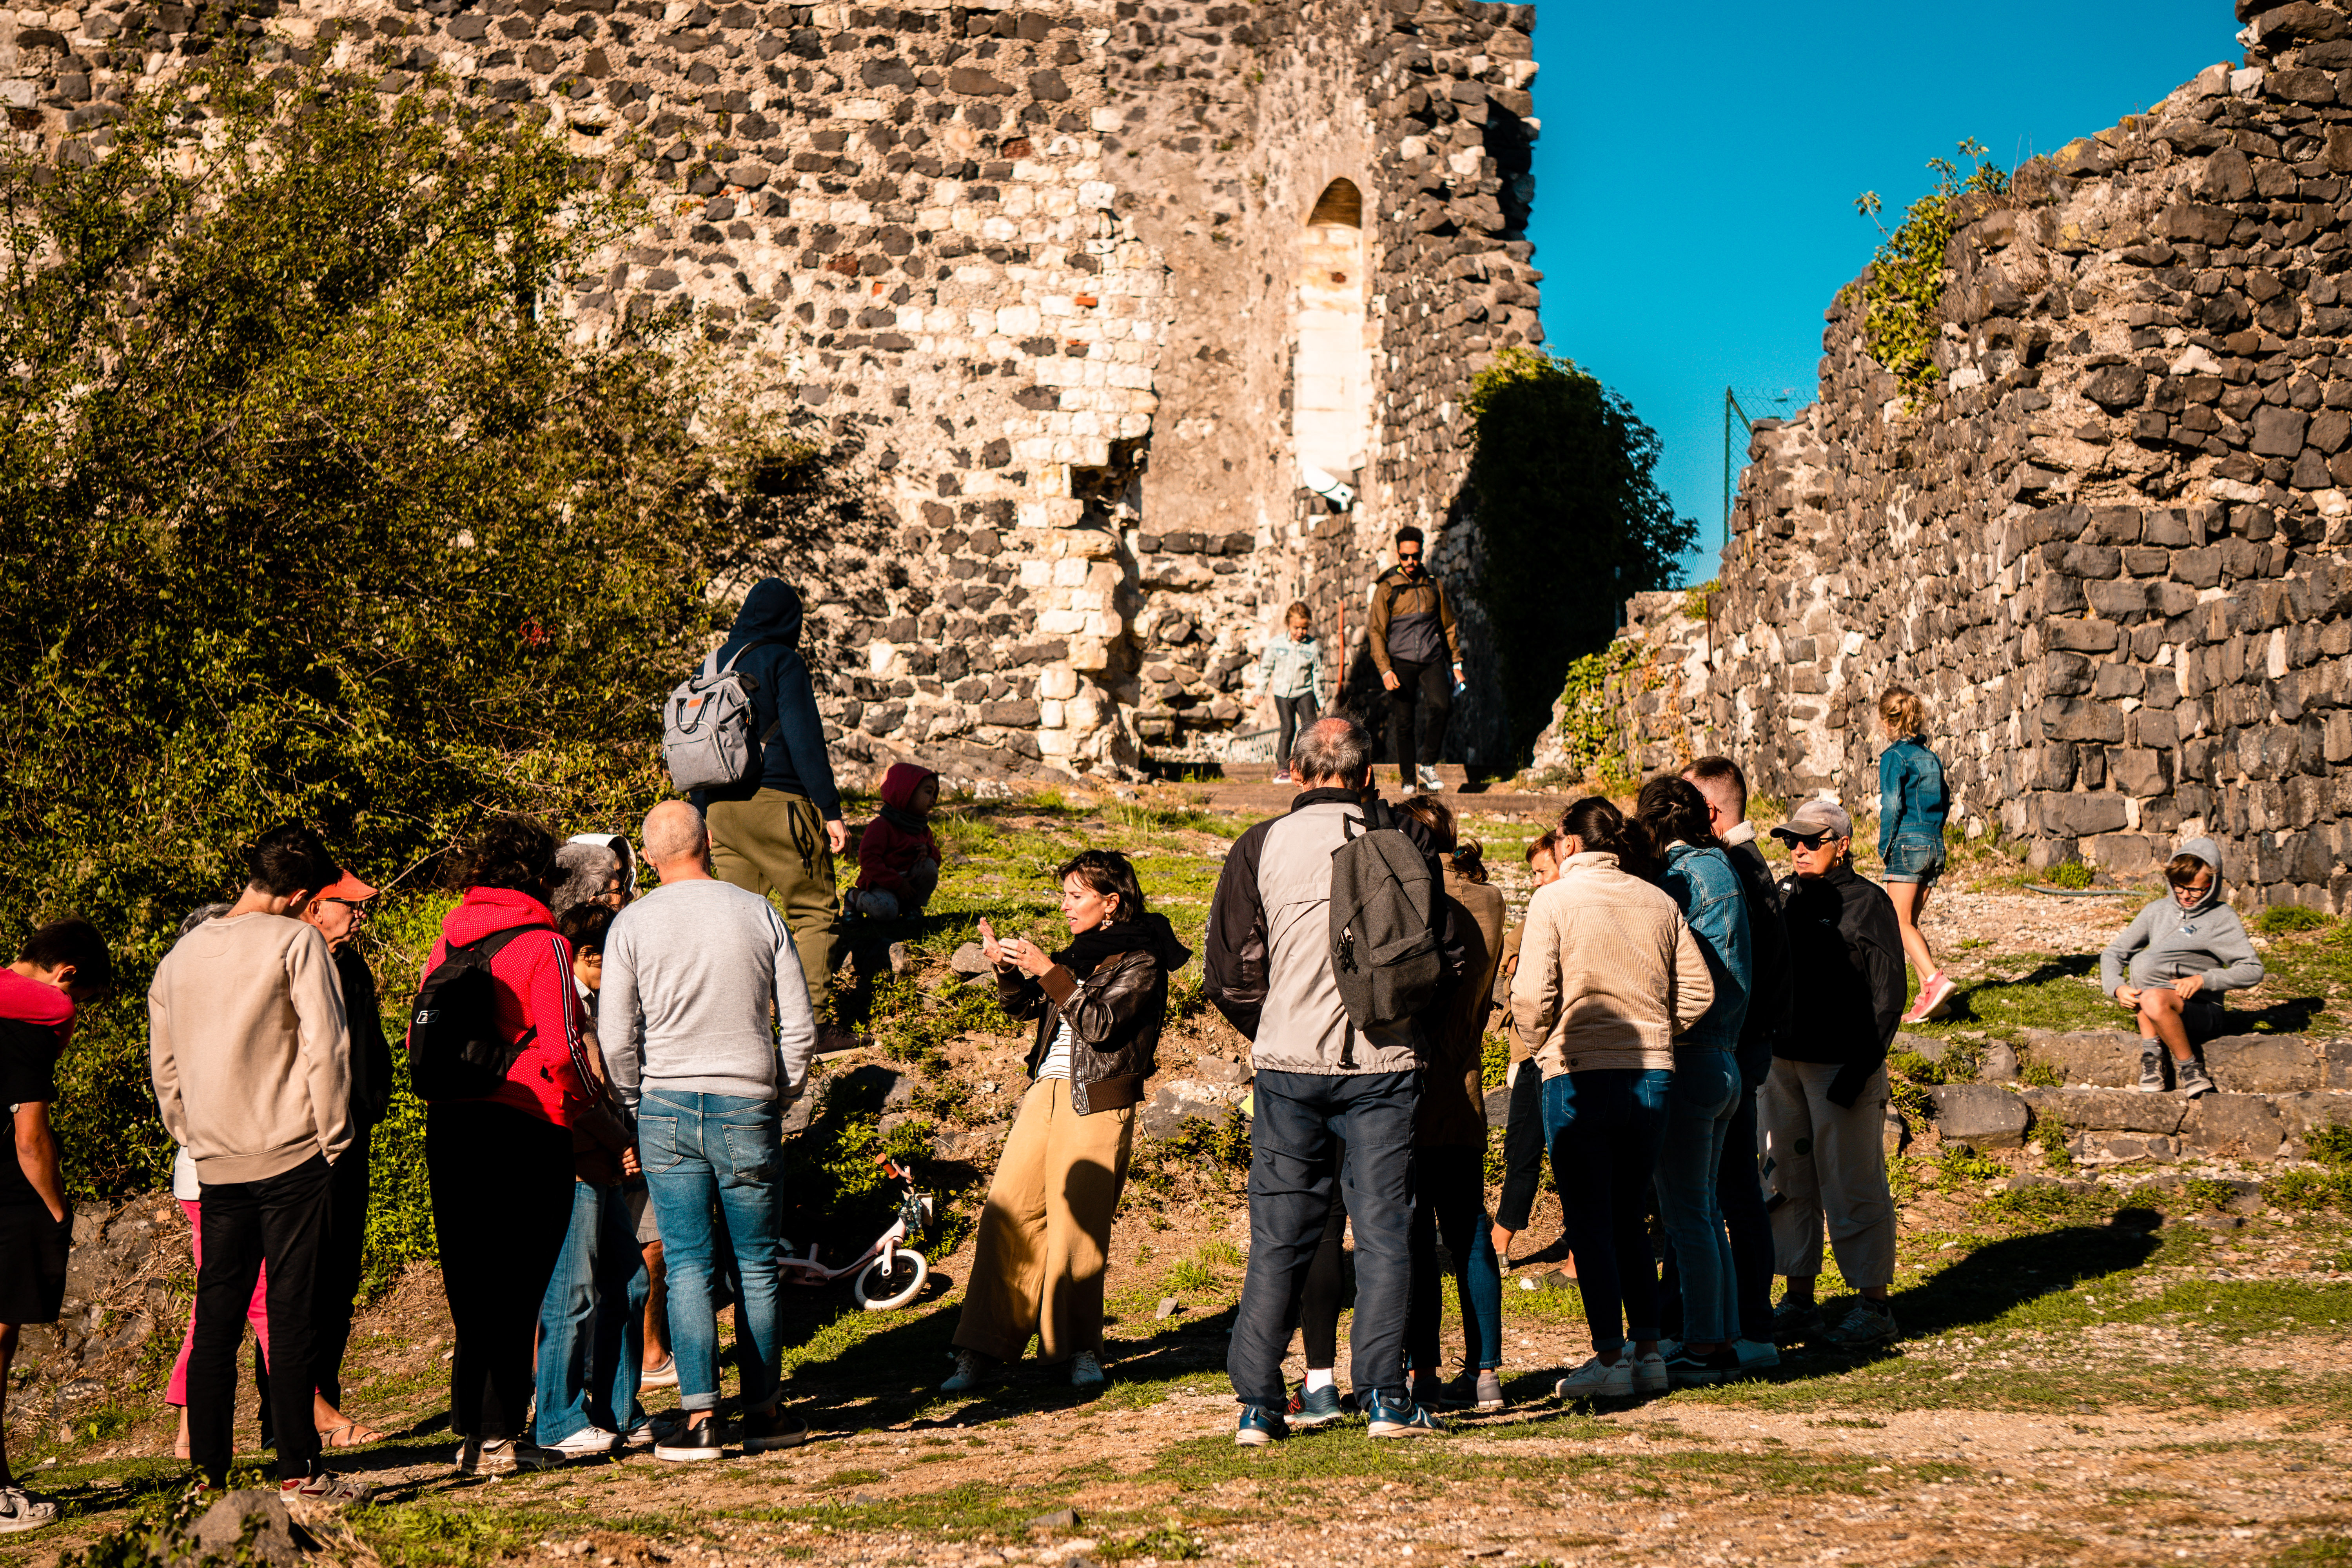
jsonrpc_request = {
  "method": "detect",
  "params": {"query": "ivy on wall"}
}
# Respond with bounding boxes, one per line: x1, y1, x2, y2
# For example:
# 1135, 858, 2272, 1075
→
1851, 140, 2011, 400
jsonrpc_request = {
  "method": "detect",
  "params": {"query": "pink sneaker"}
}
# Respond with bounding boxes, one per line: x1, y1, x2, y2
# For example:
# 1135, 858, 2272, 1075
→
1905, 973, 1956, 1023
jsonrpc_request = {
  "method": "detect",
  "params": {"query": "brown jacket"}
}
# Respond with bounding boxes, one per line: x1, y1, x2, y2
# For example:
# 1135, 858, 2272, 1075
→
1366, 567, 1462, 674
1000, 950, 1168, 1116
1416, 868, 1507, 1148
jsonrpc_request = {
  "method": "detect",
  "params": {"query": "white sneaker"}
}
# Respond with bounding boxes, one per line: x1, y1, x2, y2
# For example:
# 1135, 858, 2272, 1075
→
1417, 764, 1444, 792
1733, 1338, 1782, 1369
1553, 1354, 1633, 1401
0, 1486, 59, 1534
1070, 1351, 1105, 1388
1629, 1351, 1669, 1394
545, 1425, 621, 1458
941, 1349, 997, 1393
639, 1356, 679, 1389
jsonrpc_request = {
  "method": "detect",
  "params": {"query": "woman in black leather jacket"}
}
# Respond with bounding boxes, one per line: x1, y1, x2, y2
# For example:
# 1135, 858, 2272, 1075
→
940, 849, 1191, 1394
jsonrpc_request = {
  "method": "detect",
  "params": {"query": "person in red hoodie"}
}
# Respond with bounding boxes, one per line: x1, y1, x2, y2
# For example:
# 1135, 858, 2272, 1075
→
415, 817, 607, 1476
845, 763, 941, 922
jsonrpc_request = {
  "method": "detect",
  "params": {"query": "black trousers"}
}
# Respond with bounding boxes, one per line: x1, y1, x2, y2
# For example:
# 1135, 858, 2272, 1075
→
1387, 658, 1452, 771
190, 1155, 333, 1486
427, 1101, 574, 1442
1273, 693, 1319, 772
313, 1122, 371, 1408
1405, 1144, 1492, 1374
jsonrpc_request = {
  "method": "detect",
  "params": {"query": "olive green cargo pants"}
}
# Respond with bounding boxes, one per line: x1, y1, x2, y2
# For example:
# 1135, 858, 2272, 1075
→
705, 788, 841, 999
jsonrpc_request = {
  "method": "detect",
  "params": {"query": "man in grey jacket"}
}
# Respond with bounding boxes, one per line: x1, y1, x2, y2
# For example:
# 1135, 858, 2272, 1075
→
2099, 837, 2264, 1097
603, 800, 816, 1460
1204, 717, 1458, 1444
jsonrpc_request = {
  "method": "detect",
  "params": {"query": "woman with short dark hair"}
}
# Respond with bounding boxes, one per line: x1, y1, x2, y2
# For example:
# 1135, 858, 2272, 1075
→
942, 849, 1190, 1393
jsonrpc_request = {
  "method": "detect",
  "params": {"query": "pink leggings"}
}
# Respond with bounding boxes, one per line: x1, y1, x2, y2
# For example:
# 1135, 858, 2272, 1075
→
167, 1198, 270, 1408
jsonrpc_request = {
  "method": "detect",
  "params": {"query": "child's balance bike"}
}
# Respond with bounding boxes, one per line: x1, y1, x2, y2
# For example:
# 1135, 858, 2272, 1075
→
779, 1156, 935, 1311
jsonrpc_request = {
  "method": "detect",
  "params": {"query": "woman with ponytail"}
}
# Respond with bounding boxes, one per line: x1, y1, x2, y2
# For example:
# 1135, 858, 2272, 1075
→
1507, 799, 1711, 1404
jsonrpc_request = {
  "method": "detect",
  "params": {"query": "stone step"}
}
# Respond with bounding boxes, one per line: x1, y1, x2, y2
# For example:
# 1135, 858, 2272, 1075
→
1207, 761, 1474, 784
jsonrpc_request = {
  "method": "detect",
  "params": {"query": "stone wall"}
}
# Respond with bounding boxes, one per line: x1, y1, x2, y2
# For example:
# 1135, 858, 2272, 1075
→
0, 0, 1538, 777
1715, 0, 2352, 908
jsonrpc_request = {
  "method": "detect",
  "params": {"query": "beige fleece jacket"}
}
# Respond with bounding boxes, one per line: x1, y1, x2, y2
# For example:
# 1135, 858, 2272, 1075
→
150, 912, 353, 1184
1509, 851, 1713, 1078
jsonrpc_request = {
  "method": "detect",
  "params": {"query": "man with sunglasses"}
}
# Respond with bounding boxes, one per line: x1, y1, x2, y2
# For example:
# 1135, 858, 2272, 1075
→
1756, 800, 1906, 1352
1366, 526, 1465, 795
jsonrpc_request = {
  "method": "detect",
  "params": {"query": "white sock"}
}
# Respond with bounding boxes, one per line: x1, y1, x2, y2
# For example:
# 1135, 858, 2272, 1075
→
1304, 1368, 1336, 1392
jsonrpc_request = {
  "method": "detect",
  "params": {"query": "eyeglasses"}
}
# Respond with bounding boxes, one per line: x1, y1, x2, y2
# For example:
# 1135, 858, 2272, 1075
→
2172, 880, 2214, 898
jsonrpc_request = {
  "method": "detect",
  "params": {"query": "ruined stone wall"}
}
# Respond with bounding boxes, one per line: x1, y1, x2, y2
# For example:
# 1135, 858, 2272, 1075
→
0, 0, 1538, 777
1716, 0, 2352, 909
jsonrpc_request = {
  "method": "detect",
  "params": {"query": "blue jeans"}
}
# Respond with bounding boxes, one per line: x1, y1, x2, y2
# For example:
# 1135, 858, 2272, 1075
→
1228, 1069, 1419, 1409
639, 1091, 784, 1414
1406, 1144, 1503, 1372
534, 1181, 650, 1445
1544, 1068, 1672, 1356
1653, 1048, 1740, 1346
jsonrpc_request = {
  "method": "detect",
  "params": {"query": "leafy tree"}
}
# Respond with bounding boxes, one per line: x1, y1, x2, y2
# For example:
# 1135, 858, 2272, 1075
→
0, 63, 838, 1200
1466, 348, 1695, 761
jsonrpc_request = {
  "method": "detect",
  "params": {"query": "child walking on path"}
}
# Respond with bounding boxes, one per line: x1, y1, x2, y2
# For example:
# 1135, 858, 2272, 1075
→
1876, 687, 1953, 1023
1258, 602, 1323, 784
2099, 839, 2265, 1098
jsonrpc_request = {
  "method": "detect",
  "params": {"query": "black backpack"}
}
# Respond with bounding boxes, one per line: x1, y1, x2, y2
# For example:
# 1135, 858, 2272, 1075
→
407, 924, 555, 1102
1328, 799, 1444, 1045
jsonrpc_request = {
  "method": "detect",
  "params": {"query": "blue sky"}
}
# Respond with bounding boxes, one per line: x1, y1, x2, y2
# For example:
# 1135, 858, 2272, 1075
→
1523, 0, 2245, 586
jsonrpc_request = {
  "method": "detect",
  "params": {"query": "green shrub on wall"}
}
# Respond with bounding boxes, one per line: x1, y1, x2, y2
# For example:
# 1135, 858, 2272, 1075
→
1852, 140, 2010, 399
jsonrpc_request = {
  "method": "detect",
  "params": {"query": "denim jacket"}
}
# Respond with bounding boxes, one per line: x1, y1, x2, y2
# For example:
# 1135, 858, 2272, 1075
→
1257, 634, 1322, 699
1659, 842, 1751, 1053
1877, 736, 1950, 860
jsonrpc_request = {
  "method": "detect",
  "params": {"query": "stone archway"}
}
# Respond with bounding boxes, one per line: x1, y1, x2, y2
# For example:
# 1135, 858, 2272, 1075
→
1294, 178, 1370, 488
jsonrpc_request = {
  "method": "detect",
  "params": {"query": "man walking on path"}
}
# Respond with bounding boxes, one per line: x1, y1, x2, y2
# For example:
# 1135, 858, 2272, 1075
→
1205, 716, 1457, 1445
0, 918, 111, 1532
1366, 526, 1464, 795
691, 578, 852, 1025
149, 825, 369, 1502
603, 800, 817, 1460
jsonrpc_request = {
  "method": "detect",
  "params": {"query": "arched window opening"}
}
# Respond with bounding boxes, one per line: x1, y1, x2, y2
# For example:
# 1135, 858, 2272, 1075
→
1294, 177, 1370, 487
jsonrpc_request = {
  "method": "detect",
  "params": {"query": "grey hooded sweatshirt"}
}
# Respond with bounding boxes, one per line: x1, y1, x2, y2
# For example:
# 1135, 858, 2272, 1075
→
2098, 838, 2265, 998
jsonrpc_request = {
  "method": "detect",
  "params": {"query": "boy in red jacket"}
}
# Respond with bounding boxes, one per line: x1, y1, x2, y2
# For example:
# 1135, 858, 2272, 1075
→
845, 763, 941, 921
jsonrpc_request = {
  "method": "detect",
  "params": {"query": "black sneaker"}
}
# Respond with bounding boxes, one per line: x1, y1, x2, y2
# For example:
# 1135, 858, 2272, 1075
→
1820, 1300, 1899, 1350
1771, 1301, 1824, 1344
1364, 1389, 1445, 1439
655, 1419, 728, 1462
1662, 1346, 1743, 1387
2178, 1058, 2216, 1098
743, 1408, 809, 1453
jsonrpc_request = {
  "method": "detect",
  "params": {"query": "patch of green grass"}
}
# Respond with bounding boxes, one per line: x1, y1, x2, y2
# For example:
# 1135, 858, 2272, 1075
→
1904, 953, 2118, 1041
823, 1467, 888, 1487
2258, 905, 2337, 936
2276, 1538, 2352, 1566
2310, 1123, 2352, 1168
1164, 1257, 1219, 1293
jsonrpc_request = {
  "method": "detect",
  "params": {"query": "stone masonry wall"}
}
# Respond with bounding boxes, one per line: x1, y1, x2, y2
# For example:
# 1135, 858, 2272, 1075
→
1716, 0, 2352, 909
0, 0, 1538, 777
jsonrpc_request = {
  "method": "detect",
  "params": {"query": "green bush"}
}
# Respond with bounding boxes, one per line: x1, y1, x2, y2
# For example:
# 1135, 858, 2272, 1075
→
2308, 1123, 2352, 1168
2049, 861, 2095, 891
1852, 140, 2009, 399
2257, 904, 2337, 936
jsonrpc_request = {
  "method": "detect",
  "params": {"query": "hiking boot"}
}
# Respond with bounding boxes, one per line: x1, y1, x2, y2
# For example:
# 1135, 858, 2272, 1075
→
1285, 1383, 1345, 1429
1771, 1301, 1824, 1344
282, 1470, 373, 1505
1417, 764, 1445, 793
2138, 1048, 2169, 1093
1552, 1355, 1632, 1402
1070, 1352, 1106, 1388
1364, 1389, 1445, 1438
1662, 1346, 1744, 1387
543, 1425, 621, 1459
1236, 1404, 1289, 1446
1819, 1300, 1899, 1350
0, 1487, 58, 1534
743, 1408, 810, 1452
2178, 1058, 2217, 1098
941, 1349, 998, 1393
1733, 1339, 1782, 1370
654, 1420, 728, 1462
1629, 1350, 1670, 1394
458, 1437, 566, 1475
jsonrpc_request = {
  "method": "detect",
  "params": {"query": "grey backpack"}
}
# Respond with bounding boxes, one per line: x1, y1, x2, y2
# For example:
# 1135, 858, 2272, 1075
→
1328, 799, 1444, 1043
660, 643, 774, 793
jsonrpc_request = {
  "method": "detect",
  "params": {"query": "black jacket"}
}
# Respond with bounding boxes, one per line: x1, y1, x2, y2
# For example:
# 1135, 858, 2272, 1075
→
337, 946, 394, 1131
1494, 1059, 1546, 1232
1725, 837, 1794, 1087
1777, 860, 1906, 1106
693, 578, 843, 821
1000, 948, 1171, 1117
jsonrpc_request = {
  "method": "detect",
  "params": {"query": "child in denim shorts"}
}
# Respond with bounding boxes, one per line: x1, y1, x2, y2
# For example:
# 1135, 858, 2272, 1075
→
1877, 686, 1953, 1023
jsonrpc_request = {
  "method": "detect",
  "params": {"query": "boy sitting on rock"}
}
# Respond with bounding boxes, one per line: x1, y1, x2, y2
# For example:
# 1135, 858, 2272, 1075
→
844, 762, 941, 921
2099, 837, 2265, 1098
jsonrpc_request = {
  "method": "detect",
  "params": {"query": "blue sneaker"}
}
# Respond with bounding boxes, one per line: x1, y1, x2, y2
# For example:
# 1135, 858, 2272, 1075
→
1235, 1404, 1289, 1446
1363, 1389, 1445, 1439
1285, 1383, 1345, 1429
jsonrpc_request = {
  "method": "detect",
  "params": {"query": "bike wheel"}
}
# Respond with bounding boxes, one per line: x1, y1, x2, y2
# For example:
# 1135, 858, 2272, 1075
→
854, 1250, 928, 1312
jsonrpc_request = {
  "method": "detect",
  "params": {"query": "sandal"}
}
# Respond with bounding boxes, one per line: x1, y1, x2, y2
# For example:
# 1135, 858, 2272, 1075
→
317, 1420, 386, 1449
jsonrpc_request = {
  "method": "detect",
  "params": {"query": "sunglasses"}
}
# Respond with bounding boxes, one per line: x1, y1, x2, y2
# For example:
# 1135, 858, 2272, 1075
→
1773, 831, 1834, 850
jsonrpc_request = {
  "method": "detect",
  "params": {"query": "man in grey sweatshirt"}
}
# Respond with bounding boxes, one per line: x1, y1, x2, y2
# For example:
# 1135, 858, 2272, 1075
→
2099, 837, 2265, 1097
602, 800, 815, 1460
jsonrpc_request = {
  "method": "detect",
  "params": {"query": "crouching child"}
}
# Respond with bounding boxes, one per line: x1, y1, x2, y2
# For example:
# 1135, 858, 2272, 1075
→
845, 763, 941, 921
2099, 837, 2264, 1098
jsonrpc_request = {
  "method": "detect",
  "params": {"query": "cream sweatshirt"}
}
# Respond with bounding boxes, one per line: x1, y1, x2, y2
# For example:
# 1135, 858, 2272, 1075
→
150, 912, 353, 1184
1509, 851, 1713, 1078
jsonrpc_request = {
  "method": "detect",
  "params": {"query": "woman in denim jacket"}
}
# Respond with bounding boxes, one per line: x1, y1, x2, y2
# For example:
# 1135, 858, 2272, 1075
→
1634, 777, 1751, 1387
1876, 687, 1953, 1023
